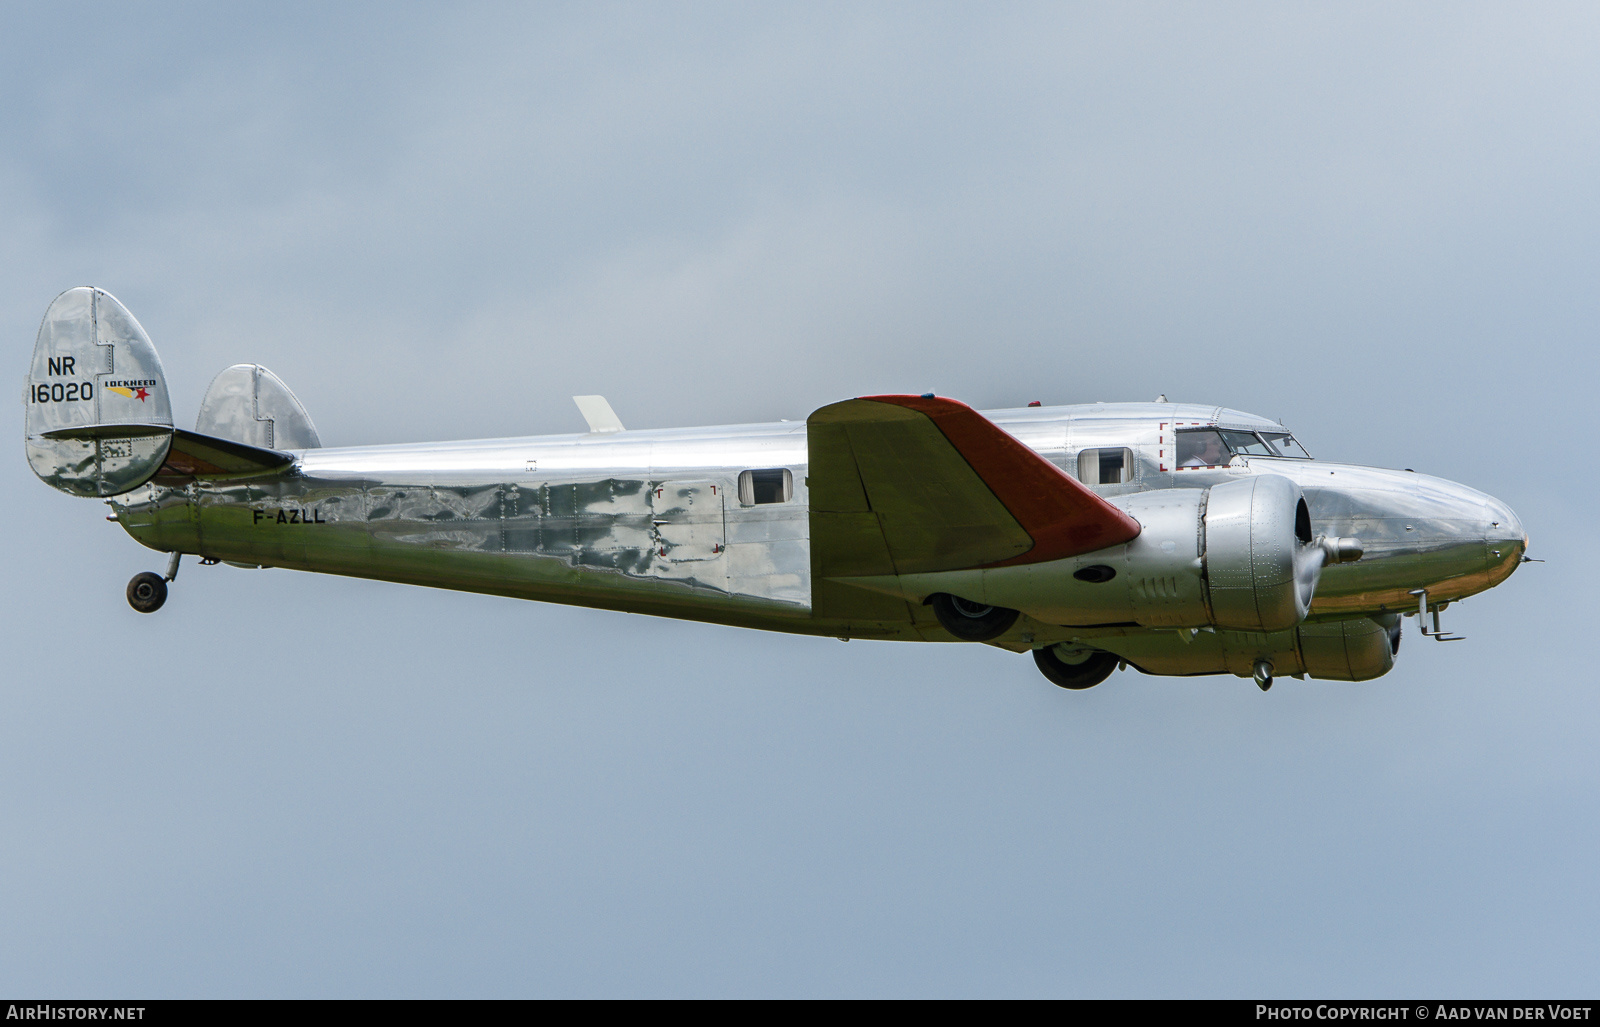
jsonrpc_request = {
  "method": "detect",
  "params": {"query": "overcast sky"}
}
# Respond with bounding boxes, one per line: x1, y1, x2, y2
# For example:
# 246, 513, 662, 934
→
2, 2, 1596, 997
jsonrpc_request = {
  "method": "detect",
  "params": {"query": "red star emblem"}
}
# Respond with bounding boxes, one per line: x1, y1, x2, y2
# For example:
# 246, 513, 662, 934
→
134, 387, 149, 402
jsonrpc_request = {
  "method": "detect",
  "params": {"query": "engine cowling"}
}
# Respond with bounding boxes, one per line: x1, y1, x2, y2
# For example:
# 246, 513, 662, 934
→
1202, 475, 1322, 632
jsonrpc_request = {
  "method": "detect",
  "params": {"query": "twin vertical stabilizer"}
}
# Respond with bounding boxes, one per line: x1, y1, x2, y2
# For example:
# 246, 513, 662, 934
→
26, 287, 320, 497
196, 364, 321, 450
26, 287, 174, 496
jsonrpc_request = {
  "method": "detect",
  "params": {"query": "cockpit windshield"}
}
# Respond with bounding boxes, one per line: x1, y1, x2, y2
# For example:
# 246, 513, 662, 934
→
1220, 430, 1276, 456
1175, 428, 1313, 467
1260, 431, 1312, 459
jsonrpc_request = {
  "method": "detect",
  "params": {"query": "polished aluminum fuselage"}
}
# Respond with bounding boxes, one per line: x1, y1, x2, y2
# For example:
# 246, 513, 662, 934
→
110, 402, 1525, 651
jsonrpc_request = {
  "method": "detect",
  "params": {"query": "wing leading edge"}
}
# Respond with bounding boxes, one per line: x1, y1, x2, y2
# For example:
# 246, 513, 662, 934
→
808, 395, 1141, 587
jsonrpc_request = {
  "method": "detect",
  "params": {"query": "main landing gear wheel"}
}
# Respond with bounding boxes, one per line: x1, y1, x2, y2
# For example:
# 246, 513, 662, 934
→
126, 571, 168, 614
929, 593, 1020, 642
1033, 645, 1119, 690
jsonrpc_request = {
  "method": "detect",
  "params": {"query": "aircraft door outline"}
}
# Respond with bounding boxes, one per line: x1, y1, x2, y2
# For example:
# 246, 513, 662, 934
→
650, 480, 729, 591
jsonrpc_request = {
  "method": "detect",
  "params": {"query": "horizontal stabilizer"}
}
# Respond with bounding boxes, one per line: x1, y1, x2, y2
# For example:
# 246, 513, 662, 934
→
41, 423, 293, 482
153, 428, 294, 483
808, 395, 1142, 582
41, 423, 172, 440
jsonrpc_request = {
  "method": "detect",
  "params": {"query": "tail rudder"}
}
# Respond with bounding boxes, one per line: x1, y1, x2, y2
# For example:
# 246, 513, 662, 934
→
26, 287, 174, 496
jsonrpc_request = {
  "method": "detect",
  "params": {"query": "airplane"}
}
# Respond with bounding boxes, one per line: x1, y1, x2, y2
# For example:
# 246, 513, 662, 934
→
25, 287, 1529, 691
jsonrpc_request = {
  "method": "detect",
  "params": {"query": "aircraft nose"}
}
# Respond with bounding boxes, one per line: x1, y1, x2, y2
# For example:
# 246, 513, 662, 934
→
1483, 493, 1527, 583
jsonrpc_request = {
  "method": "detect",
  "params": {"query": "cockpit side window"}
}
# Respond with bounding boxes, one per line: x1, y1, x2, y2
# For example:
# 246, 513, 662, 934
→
1260, 432, 1313, 459
1177, 427, 1313, 467
1175, 429, 1229, 468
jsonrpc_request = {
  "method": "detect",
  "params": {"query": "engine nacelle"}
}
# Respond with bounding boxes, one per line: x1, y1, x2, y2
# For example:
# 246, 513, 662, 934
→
1111, 474, 1335, 630
875, 474, 1358, 632
1095, 613, 1399, 681
1296, 613, 1398, 681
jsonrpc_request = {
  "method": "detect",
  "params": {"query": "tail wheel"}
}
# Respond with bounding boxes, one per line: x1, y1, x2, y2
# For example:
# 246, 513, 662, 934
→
929, 593, 1019, 641
126, 571, 168, 614
1033, 644, 1118, 689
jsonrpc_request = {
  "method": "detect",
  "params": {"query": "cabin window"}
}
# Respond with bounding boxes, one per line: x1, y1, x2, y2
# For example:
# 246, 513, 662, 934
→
1077, 447, 1134, 484
738, 468, 793, 505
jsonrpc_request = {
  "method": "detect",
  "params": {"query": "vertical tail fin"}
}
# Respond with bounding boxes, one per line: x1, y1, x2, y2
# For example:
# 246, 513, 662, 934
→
196, 364, 321, 450
25, 287, 174, 496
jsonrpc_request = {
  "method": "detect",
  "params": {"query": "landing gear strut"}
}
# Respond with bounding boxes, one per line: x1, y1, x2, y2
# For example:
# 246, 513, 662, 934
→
125, 553, 181, 614
1033, 644, 1119, 689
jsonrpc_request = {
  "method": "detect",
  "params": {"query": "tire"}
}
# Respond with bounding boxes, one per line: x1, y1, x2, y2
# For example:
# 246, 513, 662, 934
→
1033, 645, 1118, 689
126, 571, 168, 614
929, 593, 1020, 642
